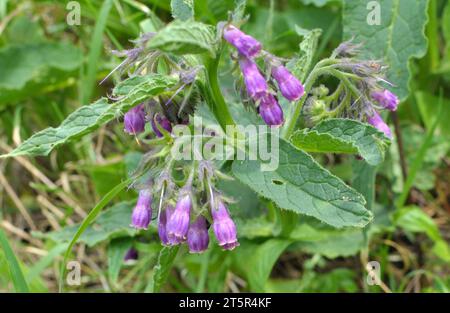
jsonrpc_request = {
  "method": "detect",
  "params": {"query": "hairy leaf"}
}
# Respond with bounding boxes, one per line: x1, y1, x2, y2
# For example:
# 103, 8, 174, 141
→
291, 118, 390, 165
148, 246, 179, 293
2, 74, 177, 158
232, 136, 372, 228
147, 20, 217, 55
35, 201, 135, 247
287, 25, 322, 81
171, 0, 194, 21
234, 239, 291, 292
108, 237, 133, 284
0, 229, 29, 292
343, 0, 429, 100
0, 42, 82, 90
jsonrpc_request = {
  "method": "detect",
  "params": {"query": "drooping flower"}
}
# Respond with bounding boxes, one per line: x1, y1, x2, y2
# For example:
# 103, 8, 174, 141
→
258, 93, 284, 126
124, 104, 146, 135
187, 216, 209, 253
271, 65, 304, 101
131, 189, 152, 229
239, 56, 268, 99
158, 205, 174, 246
150, 113, 172, 137
212, 201, 239, 251
223, 24, 261, 58
367, 111, 392, 139
124, 248, 138, 262
166, 192, 192, 245
371, 89, 399, 111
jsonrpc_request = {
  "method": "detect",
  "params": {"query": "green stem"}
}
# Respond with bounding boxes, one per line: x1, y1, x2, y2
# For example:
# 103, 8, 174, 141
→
282, 67, 328, 139
203, 51, 236, 131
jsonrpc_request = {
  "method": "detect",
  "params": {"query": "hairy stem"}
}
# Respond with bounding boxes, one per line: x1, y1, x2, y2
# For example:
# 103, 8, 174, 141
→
203, 51, 236, 131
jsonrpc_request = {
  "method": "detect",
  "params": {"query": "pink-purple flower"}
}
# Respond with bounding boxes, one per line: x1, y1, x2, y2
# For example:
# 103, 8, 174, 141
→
124, 248, 138, 262
124, 104, 146, 135
166, 193, 192, 245
158, 205, 174, 246
239, 56, 268, 100
258, 93, 284, 126
223, 25, 261, 59
367, 111, 392, 139
187, 216, 209, 253
212, 201, 239, 251
371, 89, 399, 111
151, 113, 172, 137
271, 65, 304, 101
131, 189, 152, 229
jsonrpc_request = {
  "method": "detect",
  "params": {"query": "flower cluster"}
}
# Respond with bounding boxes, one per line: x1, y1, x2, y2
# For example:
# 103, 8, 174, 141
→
123, 102, 173, 137
223, 24, 304, 127
130, 164, 239, 253
302, 40, 399, 138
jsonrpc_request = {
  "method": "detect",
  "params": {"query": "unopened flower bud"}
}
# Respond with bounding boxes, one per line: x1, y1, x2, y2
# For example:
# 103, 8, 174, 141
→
371, 89, 399, 111
166, 193, 192, 245
151, 113, 172, 137
124, 104, 146, 135
131, 189, 152, 229
258, 93, 284, 126
271, 65, 304, 101
223, 25, 261, 58
367, 111, 392, 139
239, 56, 268, 100
212, 201, 239, 251
158, 205, 174, 246
187, 216, 209, 253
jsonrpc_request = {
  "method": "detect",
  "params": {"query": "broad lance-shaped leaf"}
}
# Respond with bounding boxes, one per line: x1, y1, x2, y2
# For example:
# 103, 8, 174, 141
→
232, 136, 372, 228
287, 25, 322, 81
148, 246, 179, 293
147, 20, 217, 56
290, 118, 390, 166
343, 0, 428, 100
2, 74, 178, 158
34, 201, 136, 247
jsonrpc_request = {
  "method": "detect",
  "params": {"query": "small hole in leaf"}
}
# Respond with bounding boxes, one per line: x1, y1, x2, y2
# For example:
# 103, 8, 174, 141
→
272, 179, 285, 185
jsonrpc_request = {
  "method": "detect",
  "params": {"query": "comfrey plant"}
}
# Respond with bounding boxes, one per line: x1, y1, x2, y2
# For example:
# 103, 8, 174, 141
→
117, 23, 397, 253
4, 4, 396, 264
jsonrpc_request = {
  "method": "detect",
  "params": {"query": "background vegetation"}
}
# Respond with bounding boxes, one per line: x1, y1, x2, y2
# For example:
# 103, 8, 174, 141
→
0, 0, 449, 292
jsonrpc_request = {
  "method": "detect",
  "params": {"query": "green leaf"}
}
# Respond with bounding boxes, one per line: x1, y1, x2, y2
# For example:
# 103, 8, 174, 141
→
343, 0, 429, 100
0, 42, 82, 104
82, 0, 113, 104
147, 246, 179, 293
232, 136, 372, 228
0, 42, 82, 90
290, 217, 365, 258
58, 178, 134, 292
234, 239, 291, 292
415, 91, 450, 137
291, 118, 390, 166
394, 206, 441, 241
171, 0, 194, 21
37, 201, 135, 247
394, 206, 450, 262
0, 228, 29, 292
396, 96, 444, 207
287, 25, 322, 81
147, 20, 217, 56
108, 237, 133, 284
26, 244, 67, 283
2, 74, 177, 158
